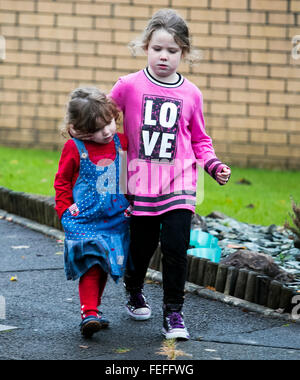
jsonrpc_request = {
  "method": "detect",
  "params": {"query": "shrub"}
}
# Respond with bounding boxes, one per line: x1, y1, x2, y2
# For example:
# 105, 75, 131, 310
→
284, 197, 300, 240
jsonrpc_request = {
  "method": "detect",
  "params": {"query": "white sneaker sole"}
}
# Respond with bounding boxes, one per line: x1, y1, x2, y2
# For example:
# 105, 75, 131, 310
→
162, 327, 190, 340
126, 306, 152, 321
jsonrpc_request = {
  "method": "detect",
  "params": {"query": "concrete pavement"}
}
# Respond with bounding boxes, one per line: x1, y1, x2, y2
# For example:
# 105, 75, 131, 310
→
0, 213, 300, 363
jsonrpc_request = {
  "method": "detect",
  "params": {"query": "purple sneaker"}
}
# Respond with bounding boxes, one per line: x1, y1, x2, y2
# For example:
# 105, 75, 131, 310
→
162, 305, 190, 340
126, 291, 152, 321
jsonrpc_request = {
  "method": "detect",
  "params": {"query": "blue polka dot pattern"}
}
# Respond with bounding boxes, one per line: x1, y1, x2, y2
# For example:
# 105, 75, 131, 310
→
61, 135, 131, 282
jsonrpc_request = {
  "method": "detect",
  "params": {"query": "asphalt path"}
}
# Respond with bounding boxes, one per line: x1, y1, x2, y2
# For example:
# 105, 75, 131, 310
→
0, 217, 300, 364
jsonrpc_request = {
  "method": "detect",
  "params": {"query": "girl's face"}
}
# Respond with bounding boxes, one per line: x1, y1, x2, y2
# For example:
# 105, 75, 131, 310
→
146, 28, 183, 83
92, 118, 116, 144
73, 118, 117, 144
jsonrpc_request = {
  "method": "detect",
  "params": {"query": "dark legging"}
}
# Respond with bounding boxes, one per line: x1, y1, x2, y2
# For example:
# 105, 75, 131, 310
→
124, 209, 192, 305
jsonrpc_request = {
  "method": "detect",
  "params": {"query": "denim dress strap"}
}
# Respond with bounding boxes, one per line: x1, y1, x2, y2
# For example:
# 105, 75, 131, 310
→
72, 138, 89, 159
113, 133, 122, 152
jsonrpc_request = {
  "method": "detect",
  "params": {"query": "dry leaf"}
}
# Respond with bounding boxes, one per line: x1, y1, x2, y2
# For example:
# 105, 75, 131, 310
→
227, 244, 246, 249
205, 286, 216, 291
114, 347, 131, 353
156, 339, 192, 360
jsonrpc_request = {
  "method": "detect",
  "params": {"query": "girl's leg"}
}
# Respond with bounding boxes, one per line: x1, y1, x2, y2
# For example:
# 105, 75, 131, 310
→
160, 209, 192, 305
160, 209, 192, 340
124, 215, 160, 320
79, 265, 108, 319
124, 215, 161, 292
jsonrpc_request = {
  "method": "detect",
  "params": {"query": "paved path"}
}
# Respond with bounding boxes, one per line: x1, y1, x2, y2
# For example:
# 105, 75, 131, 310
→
0, 217, 300, 363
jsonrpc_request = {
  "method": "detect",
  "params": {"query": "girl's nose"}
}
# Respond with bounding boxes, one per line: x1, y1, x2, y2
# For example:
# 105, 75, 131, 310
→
160, 51, 168, 60
102, 126, 110, 136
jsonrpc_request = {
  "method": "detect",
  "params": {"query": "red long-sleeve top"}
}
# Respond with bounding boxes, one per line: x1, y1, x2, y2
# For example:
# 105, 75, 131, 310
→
54, 133, 128, 219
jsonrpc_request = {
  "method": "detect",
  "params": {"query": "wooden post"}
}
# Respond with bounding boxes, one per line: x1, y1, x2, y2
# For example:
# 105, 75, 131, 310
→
234, 268, 248, 299
255, 275, 270, 306
267, 280, 282, 310
203, 261, 218, 288
244, 271, 257, 303
195, 258, 209, 286
215, 264, 228, 293
224, 266, 239, 296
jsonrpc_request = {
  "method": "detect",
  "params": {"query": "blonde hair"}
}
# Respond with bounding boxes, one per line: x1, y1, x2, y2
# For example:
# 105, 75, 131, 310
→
129, 9, 202, 65
61, 87, 119, 137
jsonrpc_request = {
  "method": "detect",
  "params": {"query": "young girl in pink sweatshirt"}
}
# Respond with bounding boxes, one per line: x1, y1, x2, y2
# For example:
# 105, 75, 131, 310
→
110, 9, 231, 340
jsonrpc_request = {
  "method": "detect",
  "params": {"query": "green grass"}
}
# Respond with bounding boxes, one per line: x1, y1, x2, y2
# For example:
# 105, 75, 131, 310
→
197, 167, 300, 226
0, 146, 60, 196
0, 145, 299, 227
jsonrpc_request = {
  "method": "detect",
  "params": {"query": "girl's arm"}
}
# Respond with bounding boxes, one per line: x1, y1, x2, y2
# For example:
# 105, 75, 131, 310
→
189, 91, 231, 185
54, 140, 79, 219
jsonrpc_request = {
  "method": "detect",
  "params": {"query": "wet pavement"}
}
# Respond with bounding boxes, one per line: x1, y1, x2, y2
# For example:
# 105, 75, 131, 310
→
0, 216, 300, 364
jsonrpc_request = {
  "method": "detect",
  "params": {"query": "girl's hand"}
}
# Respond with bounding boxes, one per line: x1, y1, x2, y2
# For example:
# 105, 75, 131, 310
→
69, 125, 94, 141
216, 167, 231, 185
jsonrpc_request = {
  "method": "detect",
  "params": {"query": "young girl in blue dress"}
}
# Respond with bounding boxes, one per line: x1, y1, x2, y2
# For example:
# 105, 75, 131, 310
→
54, 87, 131, 338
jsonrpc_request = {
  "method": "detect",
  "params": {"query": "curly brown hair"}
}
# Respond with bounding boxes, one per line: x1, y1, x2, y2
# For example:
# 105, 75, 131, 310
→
61, 87, 119, 137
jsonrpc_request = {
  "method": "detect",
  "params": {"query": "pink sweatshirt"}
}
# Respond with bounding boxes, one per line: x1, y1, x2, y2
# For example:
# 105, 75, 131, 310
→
110, 68, 228, 216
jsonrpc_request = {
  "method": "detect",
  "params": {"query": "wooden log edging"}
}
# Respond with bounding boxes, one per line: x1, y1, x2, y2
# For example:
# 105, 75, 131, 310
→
0, 186, 62, 231
149, 245, 298, 315
0, 186, 298, 319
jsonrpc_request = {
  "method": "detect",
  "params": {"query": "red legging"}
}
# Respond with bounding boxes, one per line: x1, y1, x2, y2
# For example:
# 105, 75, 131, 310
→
78, 265, 108, 319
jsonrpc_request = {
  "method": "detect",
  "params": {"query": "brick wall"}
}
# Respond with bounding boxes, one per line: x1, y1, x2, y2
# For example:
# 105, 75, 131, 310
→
0, 0, 299, 169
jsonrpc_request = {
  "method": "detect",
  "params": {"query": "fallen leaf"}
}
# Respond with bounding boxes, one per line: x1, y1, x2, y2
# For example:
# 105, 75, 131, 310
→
156, 339, 192, 360
114, 347, 131, 353
10, 276, 18, 281
227, 244, 247, 249
205, 286, 216, 291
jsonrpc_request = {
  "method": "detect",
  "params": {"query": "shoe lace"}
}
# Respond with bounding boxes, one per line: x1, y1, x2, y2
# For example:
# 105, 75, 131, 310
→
167, 312, 184, 329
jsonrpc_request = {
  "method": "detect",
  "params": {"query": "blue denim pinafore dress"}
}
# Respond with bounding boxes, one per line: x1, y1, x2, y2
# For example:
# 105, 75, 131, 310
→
61, 135, 131, 282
